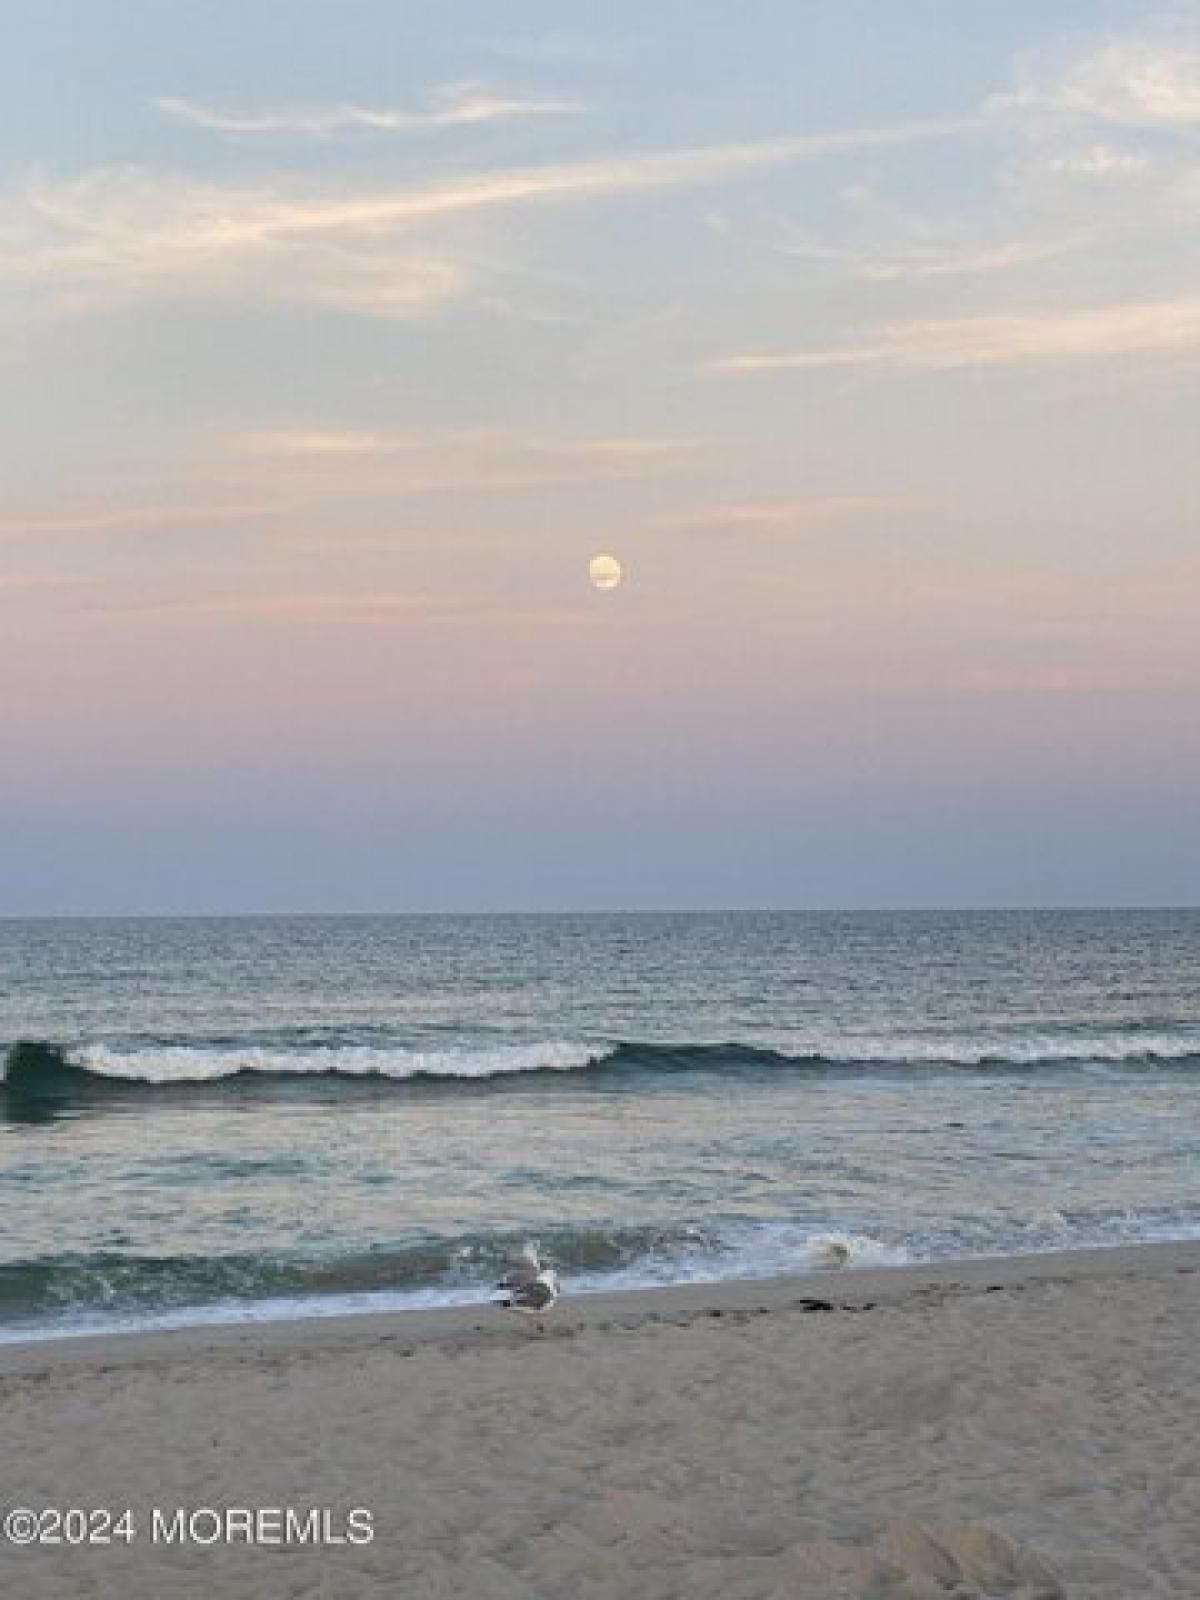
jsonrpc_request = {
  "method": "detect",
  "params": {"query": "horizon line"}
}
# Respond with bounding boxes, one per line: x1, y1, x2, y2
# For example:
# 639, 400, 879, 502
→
2, 904, 1197, 922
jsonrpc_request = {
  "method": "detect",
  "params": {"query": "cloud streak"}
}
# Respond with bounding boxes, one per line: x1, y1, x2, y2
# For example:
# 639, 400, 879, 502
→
234, 427, 690, 461
156, 83, 586, 137
225, 427, 697, 494
1, 117, 974, 320
89, 589, 589, 631
0, 502, 283, 541
711, 297, 1200, 375
853, 240, 1074, 282
660, 496, 913, 532
783, 234, 1073, 282
104, 590, 445, 622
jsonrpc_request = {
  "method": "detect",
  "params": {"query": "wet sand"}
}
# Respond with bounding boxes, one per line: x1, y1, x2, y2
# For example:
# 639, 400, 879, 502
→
2, 1242, 1198, 1597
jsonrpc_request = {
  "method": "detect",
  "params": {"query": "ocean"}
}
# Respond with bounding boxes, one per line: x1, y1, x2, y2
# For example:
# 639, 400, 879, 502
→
2, 910, 1198, 1341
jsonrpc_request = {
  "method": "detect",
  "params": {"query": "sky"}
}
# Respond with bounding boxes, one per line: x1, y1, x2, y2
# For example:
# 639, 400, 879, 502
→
1, 0, 1197, 913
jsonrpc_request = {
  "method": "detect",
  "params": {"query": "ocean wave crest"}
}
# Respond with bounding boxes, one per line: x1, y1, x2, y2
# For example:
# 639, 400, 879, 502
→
3, 1031, 1198, 1108
782, 1032, 1200, 1067
0, 1222, 908, 1333
0, 1037, 610, 1097
75, 1038, 605, 1084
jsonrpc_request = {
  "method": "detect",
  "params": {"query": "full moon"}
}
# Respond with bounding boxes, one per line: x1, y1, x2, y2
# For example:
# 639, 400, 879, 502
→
588, 553, 623, 591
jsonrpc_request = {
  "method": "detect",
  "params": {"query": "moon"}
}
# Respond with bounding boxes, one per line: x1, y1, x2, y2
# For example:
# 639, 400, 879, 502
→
588, 553, 623, 591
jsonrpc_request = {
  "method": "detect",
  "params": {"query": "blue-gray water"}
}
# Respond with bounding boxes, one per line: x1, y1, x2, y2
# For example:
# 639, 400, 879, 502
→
2, 911, 1199, 1340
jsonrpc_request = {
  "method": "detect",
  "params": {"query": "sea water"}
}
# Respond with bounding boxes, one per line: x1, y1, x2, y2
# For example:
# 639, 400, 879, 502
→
2, 911, 1198, 1339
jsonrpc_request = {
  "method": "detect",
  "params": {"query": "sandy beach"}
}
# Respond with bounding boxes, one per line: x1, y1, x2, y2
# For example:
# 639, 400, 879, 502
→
1, 1243, 1196, 1598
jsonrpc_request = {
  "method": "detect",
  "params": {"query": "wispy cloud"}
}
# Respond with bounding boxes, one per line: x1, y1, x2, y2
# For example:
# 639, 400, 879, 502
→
1, 118, 972, 321
103, 590, 446, 622
235, 426, 690, 462
736, 32, 1195, 298
1044, 144, 1150, 178
91, 588, 587, 631
0, 431, 697, 562
236, 430, 393, 459
0, 501, 283, 540
992, 34, 1200, 130
0, 167, 469, 319
660, 496, 912, 531
868, 240, 1078, 281
226, 427, 696, 493
710, 31, 1198, 336
711, 296, 1200, 375
156, 82, 585, 137
783, 233, 1072, 282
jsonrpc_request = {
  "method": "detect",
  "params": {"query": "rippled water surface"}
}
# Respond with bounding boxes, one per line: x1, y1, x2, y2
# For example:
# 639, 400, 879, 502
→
2, 911, 1198, 1337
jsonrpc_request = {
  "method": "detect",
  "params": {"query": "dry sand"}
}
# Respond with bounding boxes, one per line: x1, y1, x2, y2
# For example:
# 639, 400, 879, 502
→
2, 1242, 1198, 1598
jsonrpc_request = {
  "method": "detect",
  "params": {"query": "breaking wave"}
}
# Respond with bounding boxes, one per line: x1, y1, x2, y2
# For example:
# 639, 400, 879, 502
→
3, 1030, 1200, 1107
0, 1222, 907, 1336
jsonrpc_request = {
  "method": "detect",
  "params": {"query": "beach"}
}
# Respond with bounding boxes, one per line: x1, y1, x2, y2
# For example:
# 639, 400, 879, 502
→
2, 1242, 1197, 1598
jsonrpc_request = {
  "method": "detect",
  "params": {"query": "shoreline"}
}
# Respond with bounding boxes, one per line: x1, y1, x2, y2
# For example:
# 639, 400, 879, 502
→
3, 1237, 1197, 1596
3, 1236, 1196, 1374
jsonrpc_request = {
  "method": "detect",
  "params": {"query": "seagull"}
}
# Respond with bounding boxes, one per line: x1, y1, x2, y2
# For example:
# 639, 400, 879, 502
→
493, 1242, 561, 1318
495, 1240, 542, 1292
499, 1267, 561, 1316
820, 1240, 851, 1269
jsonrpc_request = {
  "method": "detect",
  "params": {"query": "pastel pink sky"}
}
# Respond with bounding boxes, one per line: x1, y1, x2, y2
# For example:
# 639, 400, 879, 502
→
1, 2, 1197, 909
